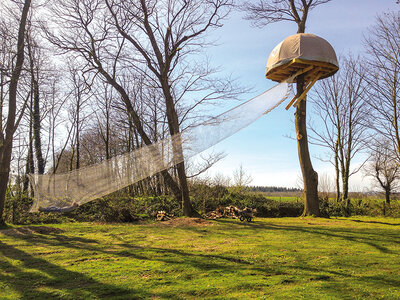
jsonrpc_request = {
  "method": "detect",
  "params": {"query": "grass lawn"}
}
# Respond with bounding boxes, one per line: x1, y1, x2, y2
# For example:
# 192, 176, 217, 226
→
265, 196, 301, 202
1, 217, 400, 299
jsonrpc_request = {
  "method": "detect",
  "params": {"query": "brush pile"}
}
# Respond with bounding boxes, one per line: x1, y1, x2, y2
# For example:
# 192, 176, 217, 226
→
153, 211, 174, 221
205, 205, 255, 221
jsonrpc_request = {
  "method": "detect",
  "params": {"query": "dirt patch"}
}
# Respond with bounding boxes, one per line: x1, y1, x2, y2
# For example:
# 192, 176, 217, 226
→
157, 218, 213, 227
0, 226, 64, 237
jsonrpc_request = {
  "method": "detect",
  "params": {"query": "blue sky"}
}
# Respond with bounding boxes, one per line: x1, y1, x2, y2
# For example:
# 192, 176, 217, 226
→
198, 0, 399, 189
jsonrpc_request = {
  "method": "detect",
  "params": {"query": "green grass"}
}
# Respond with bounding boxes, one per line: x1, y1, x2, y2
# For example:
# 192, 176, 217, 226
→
1, 217, 400, 299
266, 196, 301, 202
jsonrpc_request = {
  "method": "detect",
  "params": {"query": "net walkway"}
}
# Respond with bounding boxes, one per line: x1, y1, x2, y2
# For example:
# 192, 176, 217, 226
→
29, 82, 293, 212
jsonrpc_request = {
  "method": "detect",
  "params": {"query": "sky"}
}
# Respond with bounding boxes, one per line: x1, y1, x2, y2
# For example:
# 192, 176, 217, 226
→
196, 0, 399, 190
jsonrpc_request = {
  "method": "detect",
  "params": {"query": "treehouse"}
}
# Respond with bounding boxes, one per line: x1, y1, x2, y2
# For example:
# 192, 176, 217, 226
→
265, 33, 339, 109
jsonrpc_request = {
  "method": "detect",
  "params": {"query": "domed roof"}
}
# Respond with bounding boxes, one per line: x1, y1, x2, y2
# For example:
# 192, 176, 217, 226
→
266, 33, 339, 82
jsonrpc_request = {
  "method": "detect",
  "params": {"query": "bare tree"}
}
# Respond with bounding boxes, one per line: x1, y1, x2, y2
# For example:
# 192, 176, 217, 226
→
26, 30, 46, 175
318, 172, 333, 200
67, 66, 92, 170
0, 0, 31, 225
44, 0, 238, 216
93, 82, 115, 161
212, 172, 231, 187
232, 164, 253, 191
43, 0, 187, 211
105, 0, 236, 216
242, 0, 331, 32
364, 143, 400, 204
241, 0, 332, 216
364, 12, 400, 162
310, 56, 369, 204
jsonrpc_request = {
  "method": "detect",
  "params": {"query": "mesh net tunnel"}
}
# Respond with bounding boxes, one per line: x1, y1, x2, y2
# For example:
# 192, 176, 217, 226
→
29, 81, 293, 212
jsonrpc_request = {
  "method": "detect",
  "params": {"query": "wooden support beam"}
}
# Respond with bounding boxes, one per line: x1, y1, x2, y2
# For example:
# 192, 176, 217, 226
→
285, 67, 321, 110
286, 65, 314, 83
285, 94, 298, 110
292, 72, 322, 107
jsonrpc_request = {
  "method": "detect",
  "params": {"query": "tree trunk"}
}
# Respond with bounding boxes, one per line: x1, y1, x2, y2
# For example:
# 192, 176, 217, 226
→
76, 101, 80, 170
385, 187, 391, 205
295, 75, 320, 216
0, 171, 10, 226
161, 77, 193, 217
0, 0, 31, 225
23, 112, 34, 192
27, 36, 45, 174
334, 140, 341, 202
342, 171, 349, 205
33, 79, 44, 174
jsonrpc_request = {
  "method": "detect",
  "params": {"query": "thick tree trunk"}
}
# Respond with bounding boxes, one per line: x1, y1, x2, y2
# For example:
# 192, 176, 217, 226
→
295, 75, 320, 216
161, 77, 193, 217
0, 171, 10, 226
177, 161, 193, 215
0, 0, 31, 225
385, 188, 391, 205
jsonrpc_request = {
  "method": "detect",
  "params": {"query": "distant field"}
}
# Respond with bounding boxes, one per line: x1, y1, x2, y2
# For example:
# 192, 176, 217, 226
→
263, 195, 393, 204
1, 217, 400, 299
265, 196, 301, 202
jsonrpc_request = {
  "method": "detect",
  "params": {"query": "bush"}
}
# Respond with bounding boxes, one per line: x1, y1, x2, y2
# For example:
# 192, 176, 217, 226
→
319, 198, 400, 218
3, 184, 400, 225
190, 184, 229, 213
69, 195, 182, 222
2, 194, 182, 224
200, 191, 304, 218
3, 194, 71, 224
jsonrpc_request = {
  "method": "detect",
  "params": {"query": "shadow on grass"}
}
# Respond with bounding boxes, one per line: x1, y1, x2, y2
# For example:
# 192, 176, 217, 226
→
0, 223, 12, 230
2, 230, 254, 273
350, 219, 400, 226
0, 238, 149, 299
2, 220, 400, 299
212, 219, 400, 254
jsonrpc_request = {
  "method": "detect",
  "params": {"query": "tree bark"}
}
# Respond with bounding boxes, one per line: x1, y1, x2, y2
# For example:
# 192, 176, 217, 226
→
27, 36, 45, 174
295, 75, 320, 216
334, 140, 341, 202
76, 93, 80, 170
0, 0, 31, 225
385, 187, 391, 205
160, 77, 193, 216
23, 100, 34, 192
342, 169, 349, 206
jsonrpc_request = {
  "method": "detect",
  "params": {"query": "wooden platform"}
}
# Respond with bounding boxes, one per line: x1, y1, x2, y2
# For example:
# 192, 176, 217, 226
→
266, 58, 338, 83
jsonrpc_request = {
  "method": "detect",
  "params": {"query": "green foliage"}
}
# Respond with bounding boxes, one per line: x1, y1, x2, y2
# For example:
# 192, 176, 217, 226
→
1, 217, 400, 299
220, 191, 304, 217
319, 198, 400, 218
190, 186, 304, 217
189, 183, 229, 212
3, 194, 70, 225
3, 183, 400, 225
71, 196, 182, 222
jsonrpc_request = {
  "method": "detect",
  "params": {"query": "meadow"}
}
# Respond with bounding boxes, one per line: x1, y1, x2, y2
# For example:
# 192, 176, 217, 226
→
1, 217, 399, 299
262, 196, 301, 202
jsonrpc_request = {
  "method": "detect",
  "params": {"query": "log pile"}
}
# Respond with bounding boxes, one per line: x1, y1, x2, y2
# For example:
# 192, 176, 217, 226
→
153, 211, 174, 221
205, 205, 244, 219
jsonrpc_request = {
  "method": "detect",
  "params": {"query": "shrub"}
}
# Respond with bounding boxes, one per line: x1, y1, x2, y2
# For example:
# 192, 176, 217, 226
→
3, 195, 71, 224
3, 184, 400, 225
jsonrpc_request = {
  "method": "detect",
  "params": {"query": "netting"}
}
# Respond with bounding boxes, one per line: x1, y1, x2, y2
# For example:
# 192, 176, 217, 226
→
28, 82, 293, 212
